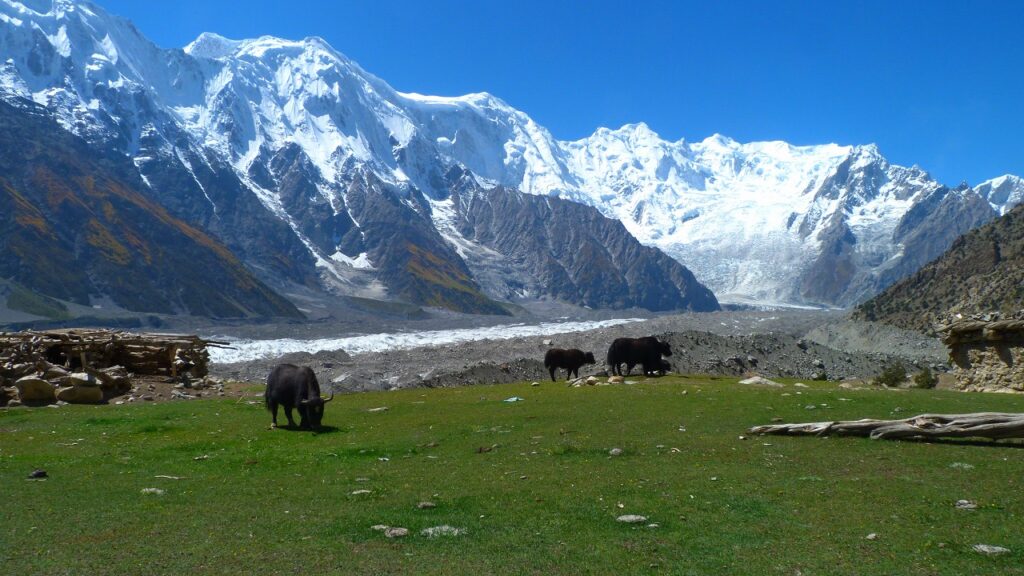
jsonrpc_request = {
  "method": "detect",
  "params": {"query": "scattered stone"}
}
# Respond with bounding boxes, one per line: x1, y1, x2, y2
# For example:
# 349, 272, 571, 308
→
351, 489, 372, 495
366, 407, 389, 412
140, 488, 165, 496
949, 462, 975, 470
421, 525, 465, 537
956, 499, 978, 510
27, 469, 47, 479
616, 515, 648, 524
738, 435, 747, 440
647, 523, 660, 528
805, 404, 817, 410
738, 376, 783, 388
608, 375, 625, 384
503, 396, 524, 403
370, 524, 389, 532
973, 544, 1010, 555
385, 527, 410, 538
793, 382, 809, 388
542, 339, 552, 346
417, 501, 436, 509
865, 533, 878, 541
609, 448, 623, 456
355, 477, 370, 482
530, 382, 540, 387
56, 385, 103, 404
585, 376, 600, 385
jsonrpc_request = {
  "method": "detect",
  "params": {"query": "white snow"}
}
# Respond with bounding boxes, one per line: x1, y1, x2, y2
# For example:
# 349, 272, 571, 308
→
210, 317, 645, 363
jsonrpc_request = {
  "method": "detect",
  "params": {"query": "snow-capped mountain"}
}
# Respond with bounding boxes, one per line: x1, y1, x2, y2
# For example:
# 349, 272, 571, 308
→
0, 0, 1017, 313
0, 0, 718, 316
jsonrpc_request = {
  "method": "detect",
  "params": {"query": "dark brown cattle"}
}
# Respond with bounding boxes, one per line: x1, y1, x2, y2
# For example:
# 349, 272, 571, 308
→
265, 364, 333, 430
544, 348, 596, 381
606, 336, 672, 376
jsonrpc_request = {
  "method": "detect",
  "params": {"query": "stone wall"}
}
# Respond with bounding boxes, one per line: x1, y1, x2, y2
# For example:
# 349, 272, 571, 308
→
942, 317, 1024, 393
949, 338, 1024, 392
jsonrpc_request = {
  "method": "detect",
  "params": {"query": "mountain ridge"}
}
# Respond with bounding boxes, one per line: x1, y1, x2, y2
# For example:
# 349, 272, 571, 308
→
1, 0, 1019, 314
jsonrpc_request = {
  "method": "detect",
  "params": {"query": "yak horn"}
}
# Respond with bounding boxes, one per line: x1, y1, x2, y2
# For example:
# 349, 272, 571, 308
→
299, 398, 309, 406
323, 392, 335, 403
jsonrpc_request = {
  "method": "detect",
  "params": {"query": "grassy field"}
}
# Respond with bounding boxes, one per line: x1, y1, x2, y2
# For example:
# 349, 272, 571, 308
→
3, 376, 1024, 575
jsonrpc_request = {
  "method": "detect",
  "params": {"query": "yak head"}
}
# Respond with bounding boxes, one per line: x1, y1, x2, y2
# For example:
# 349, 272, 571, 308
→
658, 340, 672, 357
584, 352, 596, 364
299, 393, 334, 429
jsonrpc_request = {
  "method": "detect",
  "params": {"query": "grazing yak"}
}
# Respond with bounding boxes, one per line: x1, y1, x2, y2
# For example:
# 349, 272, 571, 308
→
265, 364, 333, 430
544, 348, 596, 381
607, 336, 672, 376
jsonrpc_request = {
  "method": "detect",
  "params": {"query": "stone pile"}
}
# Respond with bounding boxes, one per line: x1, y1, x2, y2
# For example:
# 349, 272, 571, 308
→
0, 329, 225, 406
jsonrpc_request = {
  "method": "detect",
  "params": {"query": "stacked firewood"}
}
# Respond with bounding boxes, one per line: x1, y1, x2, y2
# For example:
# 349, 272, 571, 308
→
0, 329, 227, 406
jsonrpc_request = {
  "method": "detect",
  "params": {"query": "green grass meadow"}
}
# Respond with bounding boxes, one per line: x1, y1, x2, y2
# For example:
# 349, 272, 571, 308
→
3, 376, 1024, 575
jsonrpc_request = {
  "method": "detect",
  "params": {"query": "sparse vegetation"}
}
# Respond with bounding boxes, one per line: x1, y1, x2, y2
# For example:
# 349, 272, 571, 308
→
3, 282, 70, 320
3, 376, 1024, 575
874, 361, 908, 387
914, 366, 939, 389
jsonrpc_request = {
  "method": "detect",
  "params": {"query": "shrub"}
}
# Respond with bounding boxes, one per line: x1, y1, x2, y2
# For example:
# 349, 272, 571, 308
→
913, 366, 938, 389
873, 362, 907, 388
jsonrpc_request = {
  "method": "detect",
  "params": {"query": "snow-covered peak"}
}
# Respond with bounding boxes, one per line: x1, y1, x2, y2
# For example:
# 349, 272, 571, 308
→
183, 32, 241, 59
975, 174, 1024, 214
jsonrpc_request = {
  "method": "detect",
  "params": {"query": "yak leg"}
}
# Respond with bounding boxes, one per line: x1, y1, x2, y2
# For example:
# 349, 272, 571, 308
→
624, 363, 634, 376
550, 366, 557, 382
268, 401, 279, 429
571, 367, 579, 379
283, 405, 297, 428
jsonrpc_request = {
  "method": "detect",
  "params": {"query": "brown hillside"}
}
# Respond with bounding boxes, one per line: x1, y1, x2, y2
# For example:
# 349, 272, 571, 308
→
854, 203, 1024, 332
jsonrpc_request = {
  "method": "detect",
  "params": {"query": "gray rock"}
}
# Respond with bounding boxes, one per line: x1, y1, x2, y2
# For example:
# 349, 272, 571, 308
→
738, 376, 783, 388
955, 499, 978, 510
417, 501, 436, 509
385, 527, 409, 538
421, 525, 465, 537
609, 448, 623, 456
616, 515, 648, 524
973, 544, 1010, 555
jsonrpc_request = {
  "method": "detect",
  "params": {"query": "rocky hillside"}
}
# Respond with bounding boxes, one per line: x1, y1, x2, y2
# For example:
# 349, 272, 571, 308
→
0, 99, 300, 319
854, 204, 1024, 332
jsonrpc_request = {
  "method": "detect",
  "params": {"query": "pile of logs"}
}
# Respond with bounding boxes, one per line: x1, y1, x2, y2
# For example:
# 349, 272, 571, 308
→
0, 329, 227, 406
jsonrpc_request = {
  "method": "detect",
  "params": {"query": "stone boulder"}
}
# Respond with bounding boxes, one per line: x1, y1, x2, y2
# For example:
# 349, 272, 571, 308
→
15, 376, 56, 402
56, 385, 104, 404
92, 366, 130, 391
41, 364, 70, 383
738, 376, 784, 388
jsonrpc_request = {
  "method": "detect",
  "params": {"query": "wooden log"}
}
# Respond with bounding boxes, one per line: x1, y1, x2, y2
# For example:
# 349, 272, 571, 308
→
749, 412, 1024, 441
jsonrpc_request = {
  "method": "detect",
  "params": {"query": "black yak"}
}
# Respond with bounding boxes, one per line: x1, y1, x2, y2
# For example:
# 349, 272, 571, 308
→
265, 364, 333, 430
607, 337, 672, 376
544, 348, 596, 381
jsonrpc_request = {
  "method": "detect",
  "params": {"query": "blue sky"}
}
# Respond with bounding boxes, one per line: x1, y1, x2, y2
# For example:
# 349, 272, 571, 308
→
101, 0, 1022, 185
